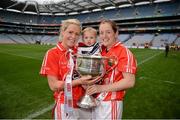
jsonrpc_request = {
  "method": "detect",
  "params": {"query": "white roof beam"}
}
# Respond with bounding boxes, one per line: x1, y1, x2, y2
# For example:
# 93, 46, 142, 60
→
105, 0, 117, 7
22, 1, 28, 12
6, 2, 20, 9
34, 1, 40, 15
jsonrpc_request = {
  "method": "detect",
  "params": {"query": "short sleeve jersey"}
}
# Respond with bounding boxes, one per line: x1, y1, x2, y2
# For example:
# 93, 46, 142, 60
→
98, 41, 137, 101
40, 42, 84, 107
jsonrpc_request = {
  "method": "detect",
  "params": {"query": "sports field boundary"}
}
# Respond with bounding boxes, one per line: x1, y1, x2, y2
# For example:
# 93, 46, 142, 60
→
0, 51, 42, 60
137, 51, 162, 66
25, 104, 54, 119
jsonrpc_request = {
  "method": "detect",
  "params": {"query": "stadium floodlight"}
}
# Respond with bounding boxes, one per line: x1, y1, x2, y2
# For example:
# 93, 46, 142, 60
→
154, 0, 171, 3
14, 0, 66, 4
54, 13, 66, 15
68, 12, 78, 15
92, 8, 101, 12
135, 1, 150, 6
105, 6, 116, 10
24, 11, 37, 14
81, 10, 90, 14
6, 8, 21, 13
119, 4, 131, 8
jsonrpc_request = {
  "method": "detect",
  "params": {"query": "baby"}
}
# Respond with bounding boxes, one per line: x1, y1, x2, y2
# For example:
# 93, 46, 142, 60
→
78, 27, 100, 55
77, 27, 103, 83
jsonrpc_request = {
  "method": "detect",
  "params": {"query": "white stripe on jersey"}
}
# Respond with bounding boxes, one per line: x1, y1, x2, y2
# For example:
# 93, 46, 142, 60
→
57, 44, 63, 51
40, 50, 49, 74
125, 47, 134, 73
125, 47, 130, 73
130, 50, 134, 73
114, 41, 121, 47
127, 48, 133, 73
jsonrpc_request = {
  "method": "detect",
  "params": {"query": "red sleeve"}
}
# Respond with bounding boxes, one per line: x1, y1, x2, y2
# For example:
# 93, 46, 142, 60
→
40, 49, 59, 77
117, 48, 137, 74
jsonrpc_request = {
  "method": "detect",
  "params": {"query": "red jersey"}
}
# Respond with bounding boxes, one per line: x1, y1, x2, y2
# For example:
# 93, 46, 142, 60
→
40, 42, 84, 107
97, 41, 137, 101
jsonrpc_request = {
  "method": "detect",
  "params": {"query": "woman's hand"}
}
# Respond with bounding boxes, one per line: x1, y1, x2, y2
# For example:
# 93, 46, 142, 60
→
86, 84, 101, 95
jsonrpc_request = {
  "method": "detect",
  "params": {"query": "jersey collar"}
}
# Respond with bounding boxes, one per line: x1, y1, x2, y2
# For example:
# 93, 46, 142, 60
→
56, 42, 77, 53
102, 41, 121, 52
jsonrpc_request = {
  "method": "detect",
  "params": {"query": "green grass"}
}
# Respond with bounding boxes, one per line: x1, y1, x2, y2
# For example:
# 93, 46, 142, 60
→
0, 44, 179, 119
0, 44, 54, 118
123, 49, 180, 118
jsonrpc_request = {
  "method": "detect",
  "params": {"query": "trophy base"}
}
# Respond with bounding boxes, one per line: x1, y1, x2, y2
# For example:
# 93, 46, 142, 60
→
77, 94, 99, 109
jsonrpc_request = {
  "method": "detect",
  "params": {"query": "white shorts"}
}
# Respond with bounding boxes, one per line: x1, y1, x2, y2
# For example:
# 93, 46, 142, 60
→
54, 102, 92, 120
92, 100, 123, 120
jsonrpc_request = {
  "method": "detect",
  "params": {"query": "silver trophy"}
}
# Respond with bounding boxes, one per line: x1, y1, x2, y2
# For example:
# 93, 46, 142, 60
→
76, 55, 117, 109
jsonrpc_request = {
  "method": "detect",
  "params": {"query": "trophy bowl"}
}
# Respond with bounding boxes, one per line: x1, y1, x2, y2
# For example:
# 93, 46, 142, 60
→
76, 55, 106, 77
76, 55, 107, 108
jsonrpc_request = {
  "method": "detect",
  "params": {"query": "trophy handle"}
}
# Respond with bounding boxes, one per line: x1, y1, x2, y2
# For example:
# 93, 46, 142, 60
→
100, 56, 118, 80
108, 56, 118, 70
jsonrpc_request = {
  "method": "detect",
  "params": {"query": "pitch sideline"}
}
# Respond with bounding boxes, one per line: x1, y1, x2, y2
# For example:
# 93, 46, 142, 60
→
0, 51, 41, 60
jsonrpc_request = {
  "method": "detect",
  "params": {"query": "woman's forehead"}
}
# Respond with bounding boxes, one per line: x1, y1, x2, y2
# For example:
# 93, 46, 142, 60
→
66, 24, 80, 31
99, 23, 113, 30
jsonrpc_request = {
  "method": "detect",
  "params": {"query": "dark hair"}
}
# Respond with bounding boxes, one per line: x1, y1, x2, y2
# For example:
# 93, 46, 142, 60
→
99, 19, 118, 33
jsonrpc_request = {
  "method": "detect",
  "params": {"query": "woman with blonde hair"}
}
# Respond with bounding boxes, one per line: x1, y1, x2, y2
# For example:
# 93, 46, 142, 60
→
40, 19, 95, 119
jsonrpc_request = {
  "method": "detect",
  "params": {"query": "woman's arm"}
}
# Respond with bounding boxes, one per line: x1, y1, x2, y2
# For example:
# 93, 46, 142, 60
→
47, 75, 64, 92
86, 72, 135, 95
47, 75, 98, 92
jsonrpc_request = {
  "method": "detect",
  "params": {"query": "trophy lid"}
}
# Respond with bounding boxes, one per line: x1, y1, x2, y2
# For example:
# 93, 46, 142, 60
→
77, 55, 108, 59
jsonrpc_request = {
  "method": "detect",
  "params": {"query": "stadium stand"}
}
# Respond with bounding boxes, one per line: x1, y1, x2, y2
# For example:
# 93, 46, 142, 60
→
124, 34, 154, 47
0, 0, 179, 47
